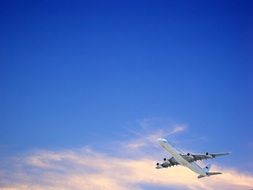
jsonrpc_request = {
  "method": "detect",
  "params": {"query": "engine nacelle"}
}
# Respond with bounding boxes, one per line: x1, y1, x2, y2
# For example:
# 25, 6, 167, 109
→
187, 153, 194, 159
206, 152, 213, 158
155, 162, 162, 169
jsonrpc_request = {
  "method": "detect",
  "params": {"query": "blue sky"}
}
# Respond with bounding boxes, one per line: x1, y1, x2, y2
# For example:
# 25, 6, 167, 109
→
0, 0, 253, 189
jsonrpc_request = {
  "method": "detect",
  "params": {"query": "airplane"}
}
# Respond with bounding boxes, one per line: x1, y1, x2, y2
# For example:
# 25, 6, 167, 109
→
156, 138, 230, 178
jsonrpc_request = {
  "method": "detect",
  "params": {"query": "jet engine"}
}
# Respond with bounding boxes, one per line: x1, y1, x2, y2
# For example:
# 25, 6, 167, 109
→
187, 153, 194, 159
206, 152, 213, 158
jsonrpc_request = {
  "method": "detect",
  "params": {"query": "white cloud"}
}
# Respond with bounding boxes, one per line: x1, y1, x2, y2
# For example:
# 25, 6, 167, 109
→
1, 122, 252, 190
1, 147, 253, 190
125, 120, 187, 151
168, 124, 187, 135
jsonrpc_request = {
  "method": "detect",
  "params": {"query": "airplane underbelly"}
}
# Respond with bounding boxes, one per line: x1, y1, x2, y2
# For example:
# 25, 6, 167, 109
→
187, 162, 206, 176
175, 156, 188, 166
174, 155, 205, 176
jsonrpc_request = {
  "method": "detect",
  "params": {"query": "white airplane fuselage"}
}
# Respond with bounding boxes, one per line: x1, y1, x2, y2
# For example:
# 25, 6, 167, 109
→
158, 138, 207, 177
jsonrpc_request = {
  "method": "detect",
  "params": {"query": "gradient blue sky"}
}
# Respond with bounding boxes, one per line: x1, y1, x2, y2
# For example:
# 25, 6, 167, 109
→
0, 0, 253, 188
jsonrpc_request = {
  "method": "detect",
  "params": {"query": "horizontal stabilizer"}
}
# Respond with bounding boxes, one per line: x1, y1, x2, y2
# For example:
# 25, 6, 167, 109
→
198, 172, 222, 179
207, 172, 222, 176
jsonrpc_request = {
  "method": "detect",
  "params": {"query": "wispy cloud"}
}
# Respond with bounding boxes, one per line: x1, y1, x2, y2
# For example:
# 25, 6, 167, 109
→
168, 124, 187, 135
1, 121, 252, 190
124, 118, 187, 151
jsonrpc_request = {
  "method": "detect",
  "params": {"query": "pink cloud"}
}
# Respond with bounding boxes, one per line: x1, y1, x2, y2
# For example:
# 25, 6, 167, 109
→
1, 144, 253, 190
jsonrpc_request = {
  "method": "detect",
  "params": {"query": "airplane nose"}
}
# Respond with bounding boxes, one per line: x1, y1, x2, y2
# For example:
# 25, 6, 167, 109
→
158, 138, 167, 143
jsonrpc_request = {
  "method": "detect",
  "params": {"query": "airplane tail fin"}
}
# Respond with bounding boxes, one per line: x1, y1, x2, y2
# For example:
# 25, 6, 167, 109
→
204, 164, 211, 172
198, 164, 222, 178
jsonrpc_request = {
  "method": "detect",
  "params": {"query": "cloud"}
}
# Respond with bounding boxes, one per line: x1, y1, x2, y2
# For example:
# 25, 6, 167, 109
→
168, 124, 187, 135
124, 119, 187, 151
1, 147, 253, 190
1, 123, 253, 190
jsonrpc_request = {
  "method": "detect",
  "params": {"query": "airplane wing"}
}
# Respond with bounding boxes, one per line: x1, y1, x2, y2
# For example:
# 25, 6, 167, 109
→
156, 157, 179, 169
182, 152, 230, 162
167, 157, 179, 166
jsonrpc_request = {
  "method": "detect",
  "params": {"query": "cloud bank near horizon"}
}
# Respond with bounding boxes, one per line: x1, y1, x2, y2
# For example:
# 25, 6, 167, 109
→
1, 123, 252, 190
